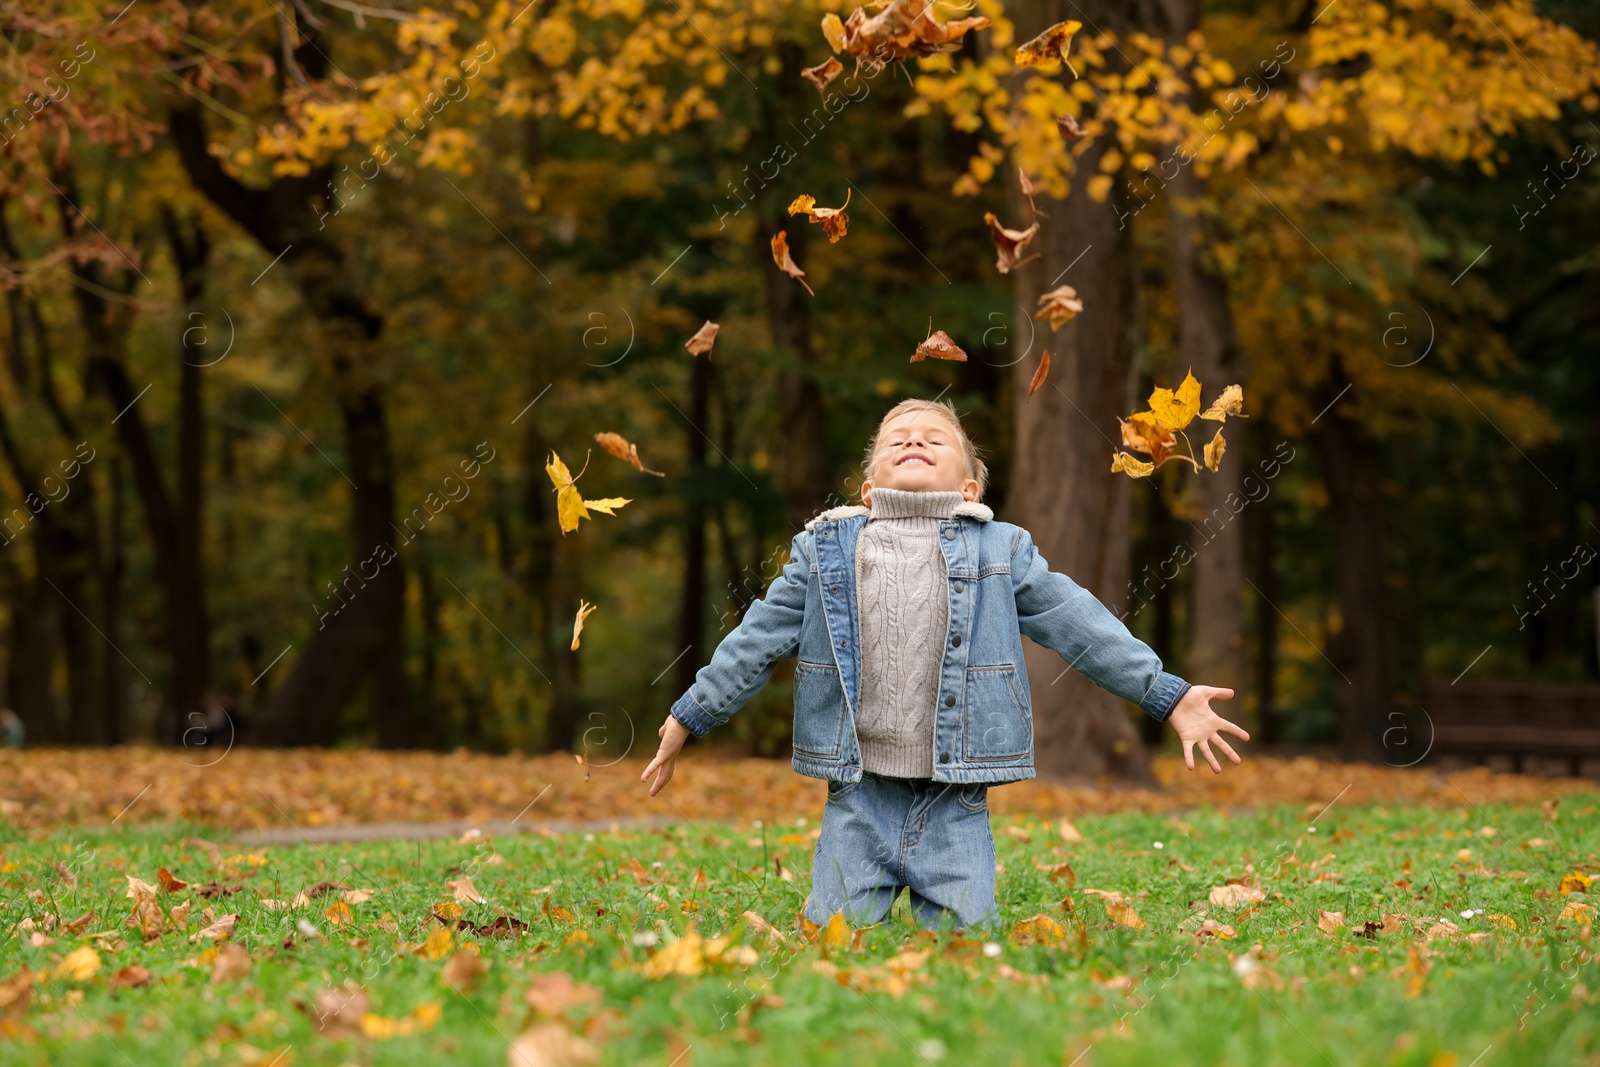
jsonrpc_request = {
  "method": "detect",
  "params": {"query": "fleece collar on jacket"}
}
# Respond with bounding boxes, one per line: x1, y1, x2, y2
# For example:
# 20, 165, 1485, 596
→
803, 499, 993, 531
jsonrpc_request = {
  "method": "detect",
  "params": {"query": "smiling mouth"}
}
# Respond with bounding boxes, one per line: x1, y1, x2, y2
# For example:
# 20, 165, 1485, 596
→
896, 454, 933, 467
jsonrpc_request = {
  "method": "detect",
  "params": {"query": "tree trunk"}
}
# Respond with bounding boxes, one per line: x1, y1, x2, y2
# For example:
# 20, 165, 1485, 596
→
1250, 432, 1279, 744
1309, 368, 1389, 761
1009, 0, 1152, 784
675, 353, 710, 696
761, 216, 832, 532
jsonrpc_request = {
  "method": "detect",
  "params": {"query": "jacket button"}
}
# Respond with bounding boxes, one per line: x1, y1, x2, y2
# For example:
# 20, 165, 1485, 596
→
943, 529, 955, 540
952, 581, 963, 592
952, 635, 961, 647
830, 585, 839, 593
939, 752, 950, 763
944, 694, 956, 707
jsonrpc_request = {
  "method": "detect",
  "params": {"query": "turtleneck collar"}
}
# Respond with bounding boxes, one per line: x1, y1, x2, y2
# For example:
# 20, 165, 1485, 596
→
865, 487, 965, 521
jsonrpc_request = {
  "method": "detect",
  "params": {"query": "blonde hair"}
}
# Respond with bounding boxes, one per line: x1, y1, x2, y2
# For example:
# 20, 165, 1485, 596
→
862, 398, 989, 499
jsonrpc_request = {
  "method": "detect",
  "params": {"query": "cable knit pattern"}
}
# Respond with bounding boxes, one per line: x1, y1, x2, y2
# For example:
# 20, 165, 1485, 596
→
854, 487, 964, 779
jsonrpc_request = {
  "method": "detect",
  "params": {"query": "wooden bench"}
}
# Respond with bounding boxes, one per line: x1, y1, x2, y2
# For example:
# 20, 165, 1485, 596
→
1422, 679, 1600, 776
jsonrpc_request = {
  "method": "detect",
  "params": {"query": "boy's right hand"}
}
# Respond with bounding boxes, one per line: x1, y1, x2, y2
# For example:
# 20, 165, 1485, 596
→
640, 714, 691, 796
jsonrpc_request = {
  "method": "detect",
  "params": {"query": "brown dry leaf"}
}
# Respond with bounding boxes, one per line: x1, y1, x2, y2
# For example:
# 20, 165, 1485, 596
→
130, 896, 164, 942
211, 942, 252, 984
684, 320, 720, 358
1121, 412, 1178, 465
594, 432, 665, 477
1542, 798, 1559, 821
911, 328, 967, 363
1010, 913, 1066, 946
1027, 350, 1051, 399
546, 450, 632, 536
1209, 884, 1266, 909
770, 231, 814, 296
168, 901, 190, 930
0, 966, 32, 1023
508, 1021, 600, 1067
802, 55, 844, 93
156, 868, 188, 893
1057, 113, 1086, 140
1381, 913, 1404, 935
983, 212, 1040, 275
191, 913, 238, 942
344, 888, 376, 905
1058, 818, 1083, 843
125, 875, 159, 903
109, 964, 152, 990
1199, 383, 1245, 422
1038, 860, 1076, 885
1147, 370, 1203, 432
61, 912, 94, 936
788, 189, 852, 244
309, 984, 369, 1037
1203, 427, 1227, 472
54, 946, 100, 982
525, 971, 602, 1016
1197, 919, 1236, 939
833, 0, 990, 63
1104, 900, 1146, 929
1015, 19, 1083, 71
741, 910, 790, 946
569, 601, 597, 652
1035, 285, 1084, 329
1110, 452, 1156, 478
442, 949, 489, 992
820, 11, 847, 53
1317, 910, 1345, 934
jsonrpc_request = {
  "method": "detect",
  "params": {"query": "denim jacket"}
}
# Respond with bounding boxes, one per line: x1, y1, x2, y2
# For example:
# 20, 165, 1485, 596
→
669, 500, 1192, 784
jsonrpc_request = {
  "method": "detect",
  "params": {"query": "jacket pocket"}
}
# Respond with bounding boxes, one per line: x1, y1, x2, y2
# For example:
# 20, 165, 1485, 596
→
793, 660, 847, 761
961, 663, 1032, 761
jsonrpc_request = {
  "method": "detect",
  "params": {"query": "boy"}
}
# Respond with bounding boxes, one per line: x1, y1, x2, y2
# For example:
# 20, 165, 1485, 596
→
641, 399, 1248, 932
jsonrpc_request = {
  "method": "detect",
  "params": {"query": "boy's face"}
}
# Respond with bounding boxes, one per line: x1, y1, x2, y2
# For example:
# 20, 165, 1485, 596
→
862, 409, 981, 505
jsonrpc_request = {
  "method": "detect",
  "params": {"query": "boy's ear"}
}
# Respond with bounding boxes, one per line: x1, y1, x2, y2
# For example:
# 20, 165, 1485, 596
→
860, 479, 874, 508
960, 478, 980, 502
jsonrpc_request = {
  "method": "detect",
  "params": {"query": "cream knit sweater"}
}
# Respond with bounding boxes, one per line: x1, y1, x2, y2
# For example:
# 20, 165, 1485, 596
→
854, 487, 964, 778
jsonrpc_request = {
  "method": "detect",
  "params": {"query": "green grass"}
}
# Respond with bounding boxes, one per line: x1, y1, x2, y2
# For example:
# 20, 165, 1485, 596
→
2, 796, 1598, 1066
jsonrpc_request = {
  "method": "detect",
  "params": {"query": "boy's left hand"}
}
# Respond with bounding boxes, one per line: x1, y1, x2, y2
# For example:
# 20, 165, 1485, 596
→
1167, 686, 1249, 773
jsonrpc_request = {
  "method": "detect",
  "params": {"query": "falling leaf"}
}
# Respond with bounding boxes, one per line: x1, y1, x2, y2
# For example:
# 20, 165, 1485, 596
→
912, 328, 967, 363
191, 913, 238, 942
569, 600, 597, 652
525, 971, 602, 1016
802, 55, 845, 93
820, 11, 847, 53
156, 868, 188, 892
1057, 113, 1086, 140
1203, 427, 1227, 472
1209, 884, 1266, 909
1027, 350, 1051, 399
109, 965, 152, 990
1015, 20, 1083, 71
1104, 900, 1146, 928
1199, 383, 1245, 422
770, 231, 814, 296
983, 211, 1040, 274
1010, 913, 1066, 945
448, 877, 486, 905
684, 320, 720, 357
1558, 872, 1593, 895
54, 946, 100, 982
546, 451, 633, 535
594, 432, 665, 476
1120, 413, 1178, 465
831, 0, 990, 63
508, 1021, 601, 1067
1147, 370, 1203, 432
788, 189, 852, 243
211, 942, 252, 984
1110, 451, 1155, 478
1317, 910, 1345, 934
1035, 285, 1084, 329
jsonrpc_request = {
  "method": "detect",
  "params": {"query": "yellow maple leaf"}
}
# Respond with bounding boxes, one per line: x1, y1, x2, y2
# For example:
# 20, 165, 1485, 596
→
1110, 451, 1155, 478
415, 926, 454, 961
570, 599, 597, 651
1199, 383, 1245, 422
545, 450, 632, 535
1558, 872, 1593, 895
1104, 901, 1146, 928
1147, 370, 1202, 432
641, 925, 705, 979
822, 912, 852, 951
1010, 913, 1066, 946
55, 946, 100, 982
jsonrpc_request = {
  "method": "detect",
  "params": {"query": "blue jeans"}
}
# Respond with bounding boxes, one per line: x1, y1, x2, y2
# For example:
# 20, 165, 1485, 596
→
804, 771, 999, 933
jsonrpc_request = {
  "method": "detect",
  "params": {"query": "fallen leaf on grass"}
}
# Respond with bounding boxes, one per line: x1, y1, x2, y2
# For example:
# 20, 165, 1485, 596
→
1196, 919, 1236, 939
741, 910, 790, 946
789, 190, 851, 244
1317, 910, 1345, 934
569, 601, 597, 652
1058, 818, 1083, 843
983, 212, 1039, 274
125, 876, 159, 902
1104, 901, 1146, 929
156, 868, 187, 892
1559, 872, 1593, 895
211, 942, 251, 984
109, 965, 151, 990
168, 901, 190, 931
684, 320, 720, 357
911, 328, 967, 363
509, 1021, 600, 1067
1209, 884, 1266, 909
361, 1001, 441, 1040
442, 949, 489, 992
130, 896, 164, 942
309, 983, 369, 1037
1027, 350, 1051, 399
54, 946, 100, 982
1558, 902, 1596, 924
344, 888, 376, 905
325, 902, 353, 926
194, 881, 244, 899
1035, 285, 1084, 329
191, 913, 238, 942
525, 971, 601, 1017
415, 926, 455, 961
1010, 914, 1066, 946
594, 432, 665, 477
546, 451, 631, 536
1015, 19, 1083, 71
771, 231, 814, 296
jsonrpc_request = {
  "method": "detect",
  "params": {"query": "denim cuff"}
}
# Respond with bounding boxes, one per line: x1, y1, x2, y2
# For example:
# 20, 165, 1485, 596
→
669, 693, 718, 737
1138, 671, 1191, 723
